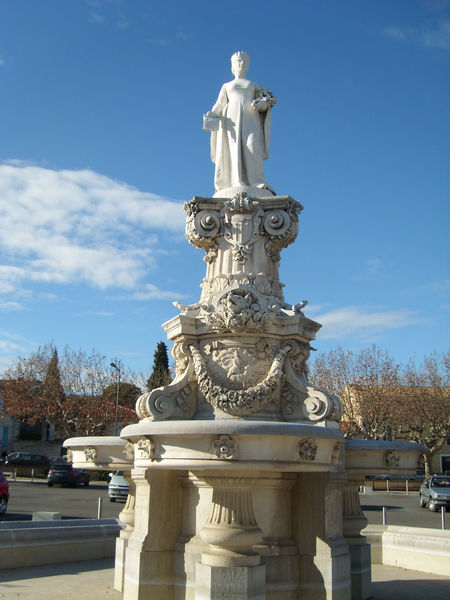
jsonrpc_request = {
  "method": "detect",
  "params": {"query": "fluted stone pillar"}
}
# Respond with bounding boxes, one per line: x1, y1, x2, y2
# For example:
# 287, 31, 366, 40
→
343, 476, 371, 600
195, 476, 266, 600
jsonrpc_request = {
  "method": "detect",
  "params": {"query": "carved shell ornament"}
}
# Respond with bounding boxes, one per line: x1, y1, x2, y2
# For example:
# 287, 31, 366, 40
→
212, 435, 238, 459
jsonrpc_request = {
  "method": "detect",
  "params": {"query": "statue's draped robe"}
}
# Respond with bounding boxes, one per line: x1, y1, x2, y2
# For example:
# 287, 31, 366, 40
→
210, 78, 271, 193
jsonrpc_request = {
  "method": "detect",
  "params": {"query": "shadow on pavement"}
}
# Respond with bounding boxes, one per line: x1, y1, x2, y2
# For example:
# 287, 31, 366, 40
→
0, 558, 115, 583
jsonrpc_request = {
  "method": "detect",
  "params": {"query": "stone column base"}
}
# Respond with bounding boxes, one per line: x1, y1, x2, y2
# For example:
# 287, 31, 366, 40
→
123, 546, 174, 600
195, 562, 266, 600
114, 536, 128, 592
348, 542, 371, 600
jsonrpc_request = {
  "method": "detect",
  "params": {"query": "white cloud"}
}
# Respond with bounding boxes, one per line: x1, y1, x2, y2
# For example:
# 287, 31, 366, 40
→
0, 163, 185, 300
0, 301, 25, 311
382, 19, 450, 51
305, 305, 422, 340
127, 282, 185, 301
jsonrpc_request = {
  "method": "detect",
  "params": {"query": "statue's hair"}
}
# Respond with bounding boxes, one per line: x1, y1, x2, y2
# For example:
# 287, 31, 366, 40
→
231, 51, 250, 65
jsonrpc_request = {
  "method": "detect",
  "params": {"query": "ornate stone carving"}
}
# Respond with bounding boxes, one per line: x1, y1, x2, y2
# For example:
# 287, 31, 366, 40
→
201, 272, 284, 300
185, 200, 220, 263
124, 442, 134, 461
297, 438, 318, 461
212, 435, 238, 459
198, 476, 263, 567
84, 447, 97, 463
203, 339, 273, 389
190, 343, 291, 416
65, 449, 73, 463
263, 200, 302, 263
221, 194, 263, 264
384, 451, 400, 467
136, 359, 196, 421
203, 289, 267, 333
136, 437, 155, 460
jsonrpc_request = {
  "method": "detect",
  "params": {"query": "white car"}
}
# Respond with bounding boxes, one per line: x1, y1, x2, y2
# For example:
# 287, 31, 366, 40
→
108, 471, 129, 502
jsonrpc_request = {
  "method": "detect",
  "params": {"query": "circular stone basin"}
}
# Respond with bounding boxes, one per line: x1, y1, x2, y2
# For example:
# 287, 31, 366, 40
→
120, 420, 344, 472
63, 436, 132, 470
345, 439, 424, 478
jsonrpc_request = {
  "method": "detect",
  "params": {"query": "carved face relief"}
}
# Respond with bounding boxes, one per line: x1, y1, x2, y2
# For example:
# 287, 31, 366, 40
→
206, 345, 272, 388
297, 438, 318, 461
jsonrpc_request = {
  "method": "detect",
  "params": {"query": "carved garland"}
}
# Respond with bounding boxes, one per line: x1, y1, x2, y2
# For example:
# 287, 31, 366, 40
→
189, 343, 291, 416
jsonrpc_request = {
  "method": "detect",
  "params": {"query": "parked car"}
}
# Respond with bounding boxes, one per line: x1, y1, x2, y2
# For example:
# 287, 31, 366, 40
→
419, 475, 450, 511
0, 470, 9, 515
108, 471, 129, 502
47, 462, 91, 487
1, 452, 50, 469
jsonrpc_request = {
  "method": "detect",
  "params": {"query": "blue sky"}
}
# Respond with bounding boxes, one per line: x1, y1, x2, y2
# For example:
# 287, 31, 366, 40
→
0, 0, 448, 380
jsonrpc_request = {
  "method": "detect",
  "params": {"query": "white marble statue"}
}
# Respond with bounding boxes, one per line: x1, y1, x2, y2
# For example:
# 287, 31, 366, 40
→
204, 51, 276, 196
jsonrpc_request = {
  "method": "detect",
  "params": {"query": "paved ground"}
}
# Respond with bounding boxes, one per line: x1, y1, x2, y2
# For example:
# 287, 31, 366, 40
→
0, 559, 449, 599
3, 478, 123, 521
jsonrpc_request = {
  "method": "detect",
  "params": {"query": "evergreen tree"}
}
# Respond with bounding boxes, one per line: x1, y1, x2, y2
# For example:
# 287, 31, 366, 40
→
146, 342, 171, 391
43, 348, 66, 427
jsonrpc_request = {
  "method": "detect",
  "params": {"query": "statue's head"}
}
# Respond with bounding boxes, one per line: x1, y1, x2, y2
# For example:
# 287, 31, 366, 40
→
231, 51, 250, 77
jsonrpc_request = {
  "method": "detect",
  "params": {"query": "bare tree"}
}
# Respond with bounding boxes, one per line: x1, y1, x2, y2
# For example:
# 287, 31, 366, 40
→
310, 345, 401, 439
1, 344, 137, 437
396, 351, 450, 476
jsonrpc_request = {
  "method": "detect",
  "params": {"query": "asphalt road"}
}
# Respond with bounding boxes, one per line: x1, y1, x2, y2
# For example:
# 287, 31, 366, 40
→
0, 480, 447, 530
2, 478, 123, 521
361, 490, 448, 529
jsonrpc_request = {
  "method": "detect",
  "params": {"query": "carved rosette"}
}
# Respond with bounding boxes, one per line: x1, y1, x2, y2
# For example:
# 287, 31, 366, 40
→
384, 451, 400, 467
297, 438, 318, 461
212, 435, 238, 459
84, 447, 97, 463
136, 437, 156, 460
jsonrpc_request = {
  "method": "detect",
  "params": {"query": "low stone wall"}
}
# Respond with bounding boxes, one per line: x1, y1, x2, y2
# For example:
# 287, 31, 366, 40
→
365, 524, 450, 577
0, 518, 121, 570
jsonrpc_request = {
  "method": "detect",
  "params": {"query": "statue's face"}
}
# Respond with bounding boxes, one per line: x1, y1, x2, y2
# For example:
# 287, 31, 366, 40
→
231, 54, 249, 78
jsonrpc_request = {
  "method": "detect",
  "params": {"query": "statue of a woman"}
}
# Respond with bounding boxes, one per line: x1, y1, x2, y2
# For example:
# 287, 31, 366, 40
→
204, 51, 276, 197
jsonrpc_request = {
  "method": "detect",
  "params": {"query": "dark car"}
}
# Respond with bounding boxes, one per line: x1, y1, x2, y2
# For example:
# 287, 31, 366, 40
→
1, 452, 50, 468
0, 470, 9, 515
47, 462, 91, 487
419, 475, 450, 511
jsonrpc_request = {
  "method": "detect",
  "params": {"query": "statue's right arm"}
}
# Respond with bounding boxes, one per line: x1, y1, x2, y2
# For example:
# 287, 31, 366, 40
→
208, 84, 228, 117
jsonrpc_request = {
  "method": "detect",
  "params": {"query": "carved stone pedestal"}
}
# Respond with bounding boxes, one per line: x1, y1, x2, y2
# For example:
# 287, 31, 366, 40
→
115, 470, 136, 592
194, 476, 266, 600
343, 477, 370, 600
123, 469, 182, 600
294, 472, 351, 600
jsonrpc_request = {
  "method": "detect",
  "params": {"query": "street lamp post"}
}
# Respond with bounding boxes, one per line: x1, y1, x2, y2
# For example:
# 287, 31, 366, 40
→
110, 362, 121, 436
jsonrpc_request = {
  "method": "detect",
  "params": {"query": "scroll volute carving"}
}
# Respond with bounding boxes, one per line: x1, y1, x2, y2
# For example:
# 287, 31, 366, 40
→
184, 200, 220, 263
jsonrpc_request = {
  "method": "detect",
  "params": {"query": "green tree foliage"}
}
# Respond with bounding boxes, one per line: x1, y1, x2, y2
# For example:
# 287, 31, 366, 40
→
146, 341, 171, 391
